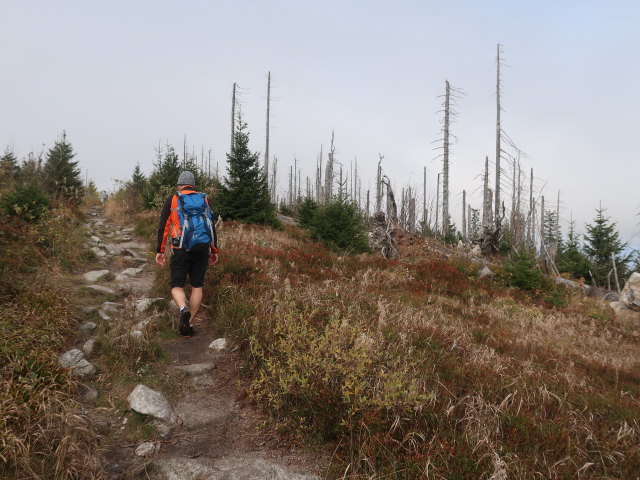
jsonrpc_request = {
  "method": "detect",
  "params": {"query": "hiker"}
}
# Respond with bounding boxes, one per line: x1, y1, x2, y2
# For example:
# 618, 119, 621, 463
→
155, 171, 218, 336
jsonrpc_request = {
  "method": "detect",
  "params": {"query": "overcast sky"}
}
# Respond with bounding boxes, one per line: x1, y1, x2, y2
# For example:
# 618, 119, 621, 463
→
1, 0, 639, 251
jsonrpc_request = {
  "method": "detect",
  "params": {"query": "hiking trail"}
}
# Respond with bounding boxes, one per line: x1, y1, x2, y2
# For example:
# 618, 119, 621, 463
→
66, 205, 327, 479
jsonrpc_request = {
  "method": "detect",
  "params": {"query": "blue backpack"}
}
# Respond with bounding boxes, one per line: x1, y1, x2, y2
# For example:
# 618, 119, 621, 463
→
172, 191, 215, 252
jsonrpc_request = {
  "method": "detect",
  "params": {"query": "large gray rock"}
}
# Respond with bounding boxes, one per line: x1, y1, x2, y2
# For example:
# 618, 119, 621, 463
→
620, 272, 640, 310
154, 455, 321, 480
127, 385, 177, 424
610, 300, 640, 327
83, 270, 110, 282
101, 301, 124, 313
59, 349, 96, 377
103, 243, 123, 256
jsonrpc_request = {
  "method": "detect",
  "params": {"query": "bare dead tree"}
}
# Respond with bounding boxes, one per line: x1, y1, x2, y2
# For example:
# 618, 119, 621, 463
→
264, 71, 271, 180
230, 82, 237, 153
482, 156, 492, 227
462, 189, 467, 239
376, 154, 383, 212
495, 44, 503, 228
435, 172, 441, 234
324, 132, 335, 203
316, 145, 323, 203
443, 80, 451, 236
423, 166, 427, 228
381, 175, 398, 227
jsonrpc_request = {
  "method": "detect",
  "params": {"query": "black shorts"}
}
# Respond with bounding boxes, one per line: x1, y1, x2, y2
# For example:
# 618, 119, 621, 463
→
170, 249, 209, 288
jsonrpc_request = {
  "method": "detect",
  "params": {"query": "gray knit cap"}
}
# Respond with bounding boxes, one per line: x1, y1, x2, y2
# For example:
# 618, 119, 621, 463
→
177, 171, 195, 186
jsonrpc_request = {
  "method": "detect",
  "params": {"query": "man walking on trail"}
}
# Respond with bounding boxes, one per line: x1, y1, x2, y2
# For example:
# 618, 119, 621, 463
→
155, 171, 218, 336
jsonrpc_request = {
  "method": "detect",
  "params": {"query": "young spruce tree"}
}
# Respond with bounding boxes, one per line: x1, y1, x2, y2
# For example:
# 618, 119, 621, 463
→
217, 119, 279, 228
583, 206, 629, 287
43, 131, 83, 201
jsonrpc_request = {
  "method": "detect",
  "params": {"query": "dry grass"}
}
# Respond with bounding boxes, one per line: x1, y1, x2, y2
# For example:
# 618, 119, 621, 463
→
0, 209, 107, 479
203, 221, 640, 479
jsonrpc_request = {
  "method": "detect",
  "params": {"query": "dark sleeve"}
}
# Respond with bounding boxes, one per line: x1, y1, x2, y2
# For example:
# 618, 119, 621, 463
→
156, 195, 173, 253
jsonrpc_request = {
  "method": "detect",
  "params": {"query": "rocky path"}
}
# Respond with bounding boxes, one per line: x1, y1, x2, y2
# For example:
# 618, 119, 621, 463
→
61, 205, 327, 480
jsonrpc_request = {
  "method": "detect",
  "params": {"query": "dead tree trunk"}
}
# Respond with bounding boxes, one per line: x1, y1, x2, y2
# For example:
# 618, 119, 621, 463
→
495, 44, 502, 229
462, 189, 467, 239
435, 173, 441, 235
264, 71, 271, 181
324, 132, 335, 203
443, 80, 451, 236
230, 83, 237, 153
482, 156, 491, 227
423, 166, 427, 229
376, 154, 383, 212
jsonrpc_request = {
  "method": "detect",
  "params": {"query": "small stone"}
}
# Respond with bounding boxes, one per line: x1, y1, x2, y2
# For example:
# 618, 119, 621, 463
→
98, 309, 112, 321
101, 301, 124, 313
83, 270, 110, 283
209, 338, 227, 351
86, 285, 116, 295
79, 384, 98, 402
79, 321, 97, 334
478, 266, 494, 279
127, 384, 177, 424
135, 297, 165, 313
174, 363, 215, 376
115, 267, 144, 282
135, 442, 157, 457
90, 235, 102, 245
90, 247, 107, 258
59, 349, 96, 377
83, 338, 97, 356
82, 306, 97, 314
103, 243, 122, 255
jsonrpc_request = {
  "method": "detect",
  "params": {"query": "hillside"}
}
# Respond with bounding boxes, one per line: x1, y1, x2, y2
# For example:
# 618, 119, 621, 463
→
203, 220, 640, 479
2, 203, 639, 479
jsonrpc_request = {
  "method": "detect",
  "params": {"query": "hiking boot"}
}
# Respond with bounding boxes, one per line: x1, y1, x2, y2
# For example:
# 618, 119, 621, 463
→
179, 307, 193, 337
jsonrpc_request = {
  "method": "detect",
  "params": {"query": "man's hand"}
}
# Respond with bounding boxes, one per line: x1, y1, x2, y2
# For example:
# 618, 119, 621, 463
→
155, 253, 166, 267
209, 252, 219, 266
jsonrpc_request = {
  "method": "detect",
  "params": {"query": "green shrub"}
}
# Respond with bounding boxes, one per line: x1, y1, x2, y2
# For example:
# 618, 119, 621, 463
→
1, 185, 50, 221
297, 197, 318, 229
309, 199, 370, 254
504, 251, 545, 291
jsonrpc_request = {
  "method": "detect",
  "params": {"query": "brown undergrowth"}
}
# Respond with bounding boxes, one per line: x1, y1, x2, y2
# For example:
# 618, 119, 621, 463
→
0, 206, 106, 479
205, 221, 640, 479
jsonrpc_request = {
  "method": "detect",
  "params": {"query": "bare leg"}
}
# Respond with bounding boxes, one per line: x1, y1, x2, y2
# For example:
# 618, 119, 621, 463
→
189, 287, 203, 321
171, 287, 187, 310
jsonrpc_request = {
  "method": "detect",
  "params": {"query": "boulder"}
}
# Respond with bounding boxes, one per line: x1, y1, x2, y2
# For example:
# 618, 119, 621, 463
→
620, 272, 640, 310
610, 301, 640, 327
127, 385, 177, 424
103, 243, 123, 256
209, 338, 227, 351
59, 349, 96, 377
83, 270, 110, 282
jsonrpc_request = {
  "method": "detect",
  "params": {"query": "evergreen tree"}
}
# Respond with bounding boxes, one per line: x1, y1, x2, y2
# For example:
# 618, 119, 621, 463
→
309, 198, 370, 254
0, 147, 19, 190
557, 220, 591, 280
297, 197, 318, 229
130, 162, 146, 189
42, 132, 83, 201
543, 210, 560, 246
217, 119, 279, 228
583, 206, 630, 287
142, 145, 181, 209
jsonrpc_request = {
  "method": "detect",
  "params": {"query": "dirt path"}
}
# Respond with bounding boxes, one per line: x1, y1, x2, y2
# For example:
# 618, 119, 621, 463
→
72, 205, 328, 480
